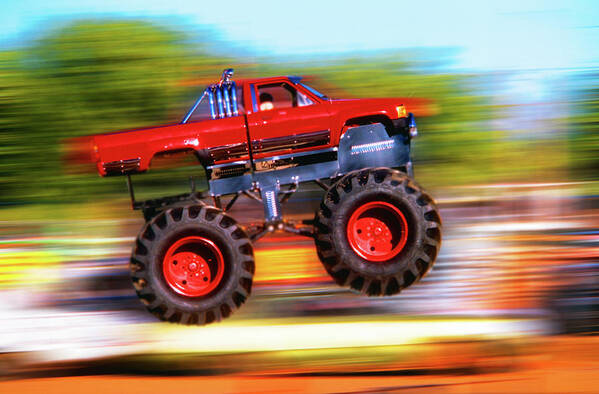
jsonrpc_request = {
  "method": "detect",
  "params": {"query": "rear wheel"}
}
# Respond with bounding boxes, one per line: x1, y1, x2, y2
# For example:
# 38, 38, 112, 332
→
130, 204, 255, 325
314, 168, 441, 296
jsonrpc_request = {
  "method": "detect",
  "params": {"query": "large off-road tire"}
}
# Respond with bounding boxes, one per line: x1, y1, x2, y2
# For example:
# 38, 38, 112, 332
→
130, 204, 255, 325
314, 168, 441, 296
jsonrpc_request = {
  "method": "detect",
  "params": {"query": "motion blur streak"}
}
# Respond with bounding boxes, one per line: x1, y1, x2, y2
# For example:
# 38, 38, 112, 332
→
0, 4, 598, 393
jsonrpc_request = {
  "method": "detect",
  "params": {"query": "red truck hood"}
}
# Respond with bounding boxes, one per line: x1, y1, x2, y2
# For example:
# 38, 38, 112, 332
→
330, 97, 437, 117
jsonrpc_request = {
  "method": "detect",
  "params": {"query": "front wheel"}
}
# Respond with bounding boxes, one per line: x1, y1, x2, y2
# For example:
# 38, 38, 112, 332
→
130, 204, 255, 325
314, 168, 441, 296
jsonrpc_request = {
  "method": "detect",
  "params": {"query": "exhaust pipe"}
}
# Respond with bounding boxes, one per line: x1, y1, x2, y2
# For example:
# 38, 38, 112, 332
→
231, 81, 239, 116
223, 85, 232, 117
215, 87, 225, 119
181, 68, 239, 123
208, 88, 216, 120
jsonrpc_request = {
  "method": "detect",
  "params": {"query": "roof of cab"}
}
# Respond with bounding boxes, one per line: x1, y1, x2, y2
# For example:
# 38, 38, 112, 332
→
236, 76, 303, 85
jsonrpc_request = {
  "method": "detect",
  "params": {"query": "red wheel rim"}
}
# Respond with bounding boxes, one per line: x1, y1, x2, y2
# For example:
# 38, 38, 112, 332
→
162, 236, 225, 297
346, 201, 408, 262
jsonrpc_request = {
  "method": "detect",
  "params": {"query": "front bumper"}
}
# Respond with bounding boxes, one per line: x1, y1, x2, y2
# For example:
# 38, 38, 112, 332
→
392, 113, 417, 138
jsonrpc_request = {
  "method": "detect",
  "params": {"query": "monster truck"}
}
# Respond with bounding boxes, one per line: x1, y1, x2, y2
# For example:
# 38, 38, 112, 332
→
90, 69, 442, 325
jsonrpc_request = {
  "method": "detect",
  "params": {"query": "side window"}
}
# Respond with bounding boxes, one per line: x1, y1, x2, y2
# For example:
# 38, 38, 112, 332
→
235, 84, 245, 114
297, 90, 314, 107
257, 83, 293, 111
256, 82, 313, 111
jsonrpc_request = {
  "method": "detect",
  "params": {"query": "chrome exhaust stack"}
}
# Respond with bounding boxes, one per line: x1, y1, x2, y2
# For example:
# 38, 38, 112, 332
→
181, 68, 239, 123
230, 81, 239, 116
218, 68, 235, 119
215, 86, 225, 118
208, 88, 216, 120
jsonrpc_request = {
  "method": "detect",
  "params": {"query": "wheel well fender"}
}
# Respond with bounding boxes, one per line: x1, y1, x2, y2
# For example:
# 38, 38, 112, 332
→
148, 148, 210, 171
342, 115, 394, 135
337, 123, 411, 174
343, 114, 393, 127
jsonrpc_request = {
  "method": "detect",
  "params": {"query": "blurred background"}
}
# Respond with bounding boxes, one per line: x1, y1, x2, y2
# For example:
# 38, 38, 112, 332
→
0, 1, 598, 393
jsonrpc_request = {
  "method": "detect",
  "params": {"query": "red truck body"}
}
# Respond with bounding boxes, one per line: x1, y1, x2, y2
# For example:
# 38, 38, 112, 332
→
92, 76, 430, 177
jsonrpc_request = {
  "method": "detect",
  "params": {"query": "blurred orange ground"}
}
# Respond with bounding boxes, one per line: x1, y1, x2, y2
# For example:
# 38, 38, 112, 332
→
2, 336, 598, 393
1, 367, 596, 394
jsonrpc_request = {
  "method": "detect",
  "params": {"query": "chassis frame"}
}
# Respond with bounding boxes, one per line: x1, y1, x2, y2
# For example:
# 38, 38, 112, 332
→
126, 122, 415, 241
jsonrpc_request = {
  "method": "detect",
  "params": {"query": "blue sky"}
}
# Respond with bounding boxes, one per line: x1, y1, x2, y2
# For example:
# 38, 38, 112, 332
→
2, 0, 598, 71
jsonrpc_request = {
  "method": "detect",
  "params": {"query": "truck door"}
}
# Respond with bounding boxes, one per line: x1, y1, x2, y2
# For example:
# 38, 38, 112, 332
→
246, 80, 331, 160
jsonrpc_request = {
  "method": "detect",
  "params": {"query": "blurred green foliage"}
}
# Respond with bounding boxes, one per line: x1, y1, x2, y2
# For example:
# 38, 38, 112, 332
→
0, 19, 594, 205
1, 21, 198, 203
571, 74, 599, 180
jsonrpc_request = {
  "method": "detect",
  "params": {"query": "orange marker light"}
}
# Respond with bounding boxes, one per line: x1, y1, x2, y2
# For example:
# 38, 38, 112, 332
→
396, 105, 407, 118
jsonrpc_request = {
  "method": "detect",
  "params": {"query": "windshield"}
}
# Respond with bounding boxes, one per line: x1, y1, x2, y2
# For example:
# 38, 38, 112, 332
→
300, 83, 329, 100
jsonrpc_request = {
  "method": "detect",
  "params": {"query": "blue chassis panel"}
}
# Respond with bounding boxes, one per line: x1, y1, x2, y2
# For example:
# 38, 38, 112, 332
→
208, 123, 412, 221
